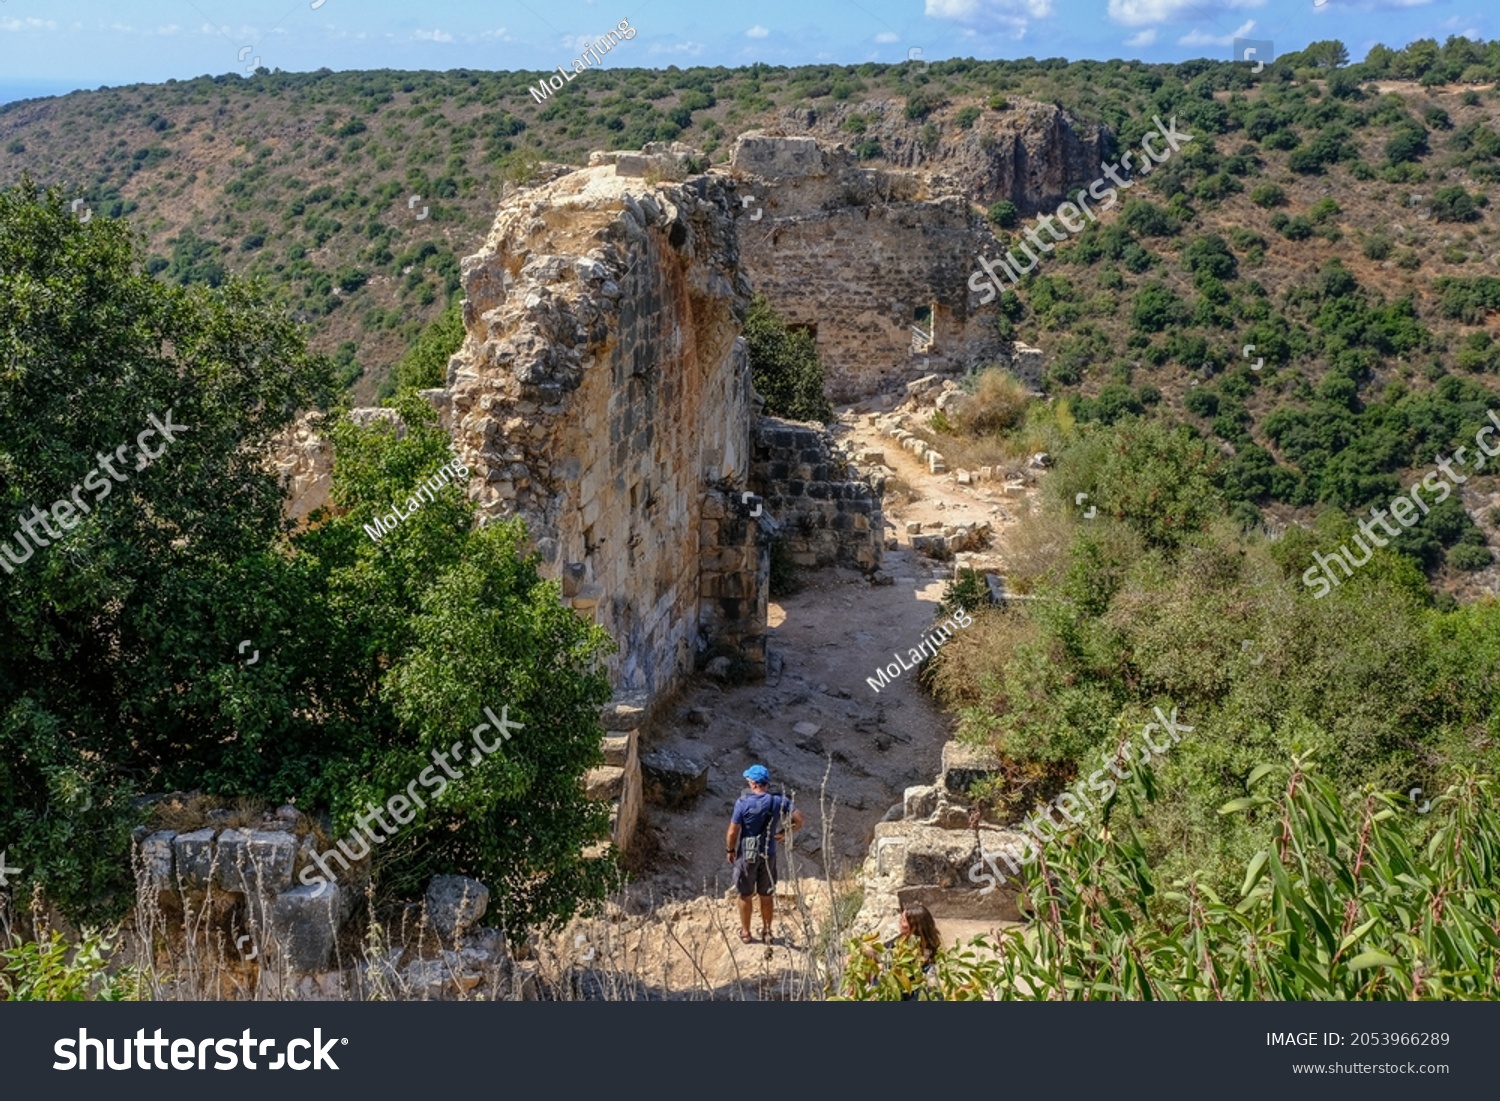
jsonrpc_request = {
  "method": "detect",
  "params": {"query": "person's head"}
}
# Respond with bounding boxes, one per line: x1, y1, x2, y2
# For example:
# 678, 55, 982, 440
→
743, 764, 770, 793
899, 903, 941, 963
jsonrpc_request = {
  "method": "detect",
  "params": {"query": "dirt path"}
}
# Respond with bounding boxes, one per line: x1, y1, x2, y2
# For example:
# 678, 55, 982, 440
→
548, 399, 1038, 994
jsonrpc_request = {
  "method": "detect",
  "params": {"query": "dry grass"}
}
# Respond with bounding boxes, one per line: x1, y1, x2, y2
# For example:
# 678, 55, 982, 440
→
145, 794, 275, 834
956, 368, 1031, 437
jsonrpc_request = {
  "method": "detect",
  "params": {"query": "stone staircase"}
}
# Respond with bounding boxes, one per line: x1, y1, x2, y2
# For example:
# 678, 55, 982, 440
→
583, 693, 646, 857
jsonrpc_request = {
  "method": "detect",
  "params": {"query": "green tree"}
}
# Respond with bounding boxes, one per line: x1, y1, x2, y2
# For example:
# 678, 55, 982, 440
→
744, 294, 833, 424
388, 299, 466, 395
987, 200, 1020, 228
286, 395, 621, 928
0, 182, 336, 920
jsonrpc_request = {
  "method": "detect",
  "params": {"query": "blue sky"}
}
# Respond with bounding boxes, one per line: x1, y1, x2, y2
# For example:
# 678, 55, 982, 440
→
0, 0, 1488, 105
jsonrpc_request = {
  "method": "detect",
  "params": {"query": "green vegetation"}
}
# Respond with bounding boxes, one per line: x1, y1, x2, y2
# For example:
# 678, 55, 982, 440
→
928, 410, 1500, 910
844, 758, 1500, 999
744, 294, 833, 424
0, 187, 616, 931
384, 298, 465, 397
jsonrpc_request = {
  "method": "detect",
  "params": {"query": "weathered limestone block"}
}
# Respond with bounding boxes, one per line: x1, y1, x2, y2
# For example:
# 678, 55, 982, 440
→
171, 828, 216, 890
271, 884, 343, 973
426, 875, 491, 939
585, 766, 626, 801
214, 829, 298, 896
941, 740, 1005, 798
730, 133, 827, 178
134, 830, 177, 893
640, 749, 709, 808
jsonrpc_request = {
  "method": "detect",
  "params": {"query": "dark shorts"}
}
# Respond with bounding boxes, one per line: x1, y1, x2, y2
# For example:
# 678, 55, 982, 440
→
733, 854, 778, 897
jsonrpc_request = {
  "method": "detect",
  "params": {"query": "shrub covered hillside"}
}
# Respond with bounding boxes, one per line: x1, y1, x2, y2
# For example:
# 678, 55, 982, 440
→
925, 394, 1500, 915
2, 37, 1499, 405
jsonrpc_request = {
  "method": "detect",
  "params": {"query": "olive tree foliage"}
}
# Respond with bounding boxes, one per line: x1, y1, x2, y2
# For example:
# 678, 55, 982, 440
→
0, 182, 336, 919
0, 185, 617, 932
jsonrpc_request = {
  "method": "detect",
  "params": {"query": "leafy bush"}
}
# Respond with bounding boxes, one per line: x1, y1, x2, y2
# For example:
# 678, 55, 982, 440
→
389, 299, 465, 394
744, 294, 833, 424
0, 929, 139, 1001
1430, 186, 1482, 223
1130, 281, 1188, 332
955, 368, 1032, 436
986, 200, 1019, 228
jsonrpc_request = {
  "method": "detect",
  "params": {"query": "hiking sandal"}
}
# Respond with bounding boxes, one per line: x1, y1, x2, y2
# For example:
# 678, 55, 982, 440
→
738, 928, 755, 944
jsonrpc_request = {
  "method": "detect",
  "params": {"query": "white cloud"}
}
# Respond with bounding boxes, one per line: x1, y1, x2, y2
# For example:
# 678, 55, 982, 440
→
1108, 0, 1262, 26
648, 40, 706, 56
480, 28, 511, 40
747, 25, 769, 38
157, 24, 182, 36
1125, 28, 1157, 46
925, 0, 1053, 37
875, 31, 899, 42
414, 28, 454, 43
0, 17, 57, 32
1177, 18, 1254, 46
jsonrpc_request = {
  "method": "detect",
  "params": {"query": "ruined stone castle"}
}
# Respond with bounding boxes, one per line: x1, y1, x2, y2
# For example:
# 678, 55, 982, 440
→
279, 126, 1072, 850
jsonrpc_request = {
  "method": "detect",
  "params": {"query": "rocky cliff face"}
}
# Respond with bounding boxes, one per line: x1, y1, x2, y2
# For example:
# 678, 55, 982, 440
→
784, 98, 1111, 214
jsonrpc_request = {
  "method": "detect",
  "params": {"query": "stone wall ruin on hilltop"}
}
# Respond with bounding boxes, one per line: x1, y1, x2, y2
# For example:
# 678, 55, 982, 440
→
443, 156, 769, 700
728, 132, 1043, 404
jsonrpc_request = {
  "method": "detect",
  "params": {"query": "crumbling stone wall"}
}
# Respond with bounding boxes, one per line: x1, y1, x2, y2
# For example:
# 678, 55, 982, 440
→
729, 132, 1040, 404
446, 158, 767, 698
750, 417, 883, 572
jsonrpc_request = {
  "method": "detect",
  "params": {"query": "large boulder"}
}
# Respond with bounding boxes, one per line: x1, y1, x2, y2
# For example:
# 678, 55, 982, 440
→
426, 875, 490, 939
270, 884, 343, 973
640, 749, 708, 809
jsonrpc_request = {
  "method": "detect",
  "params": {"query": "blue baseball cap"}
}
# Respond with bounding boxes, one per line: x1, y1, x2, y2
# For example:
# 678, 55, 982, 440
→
743, 764, 771, 784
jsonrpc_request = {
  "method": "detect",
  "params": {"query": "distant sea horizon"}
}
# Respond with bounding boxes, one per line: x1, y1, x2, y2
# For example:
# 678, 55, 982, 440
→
0, 81, 95, 108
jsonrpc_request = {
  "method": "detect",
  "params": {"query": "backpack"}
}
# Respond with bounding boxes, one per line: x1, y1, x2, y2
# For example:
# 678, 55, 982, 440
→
740, 793, 785, 865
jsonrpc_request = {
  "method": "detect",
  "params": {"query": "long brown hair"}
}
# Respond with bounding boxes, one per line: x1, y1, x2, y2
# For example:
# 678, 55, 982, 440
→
902, 903, 941, 965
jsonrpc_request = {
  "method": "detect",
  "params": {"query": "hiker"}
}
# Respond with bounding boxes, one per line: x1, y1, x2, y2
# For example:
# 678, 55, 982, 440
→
893, 902, 942, 973
726, 764, 803, 944
856, 902, 943, 999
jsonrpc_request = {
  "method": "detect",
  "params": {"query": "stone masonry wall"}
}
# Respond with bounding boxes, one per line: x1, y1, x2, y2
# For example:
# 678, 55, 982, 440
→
730, 132, 1043, 404
447, 159, 764, 698
750, 416, 883, 572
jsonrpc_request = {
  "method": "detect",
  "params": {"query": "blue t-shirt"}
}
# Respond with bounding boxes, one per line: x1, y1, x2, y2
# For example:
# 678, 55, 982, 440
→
732, 791, 793, 858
